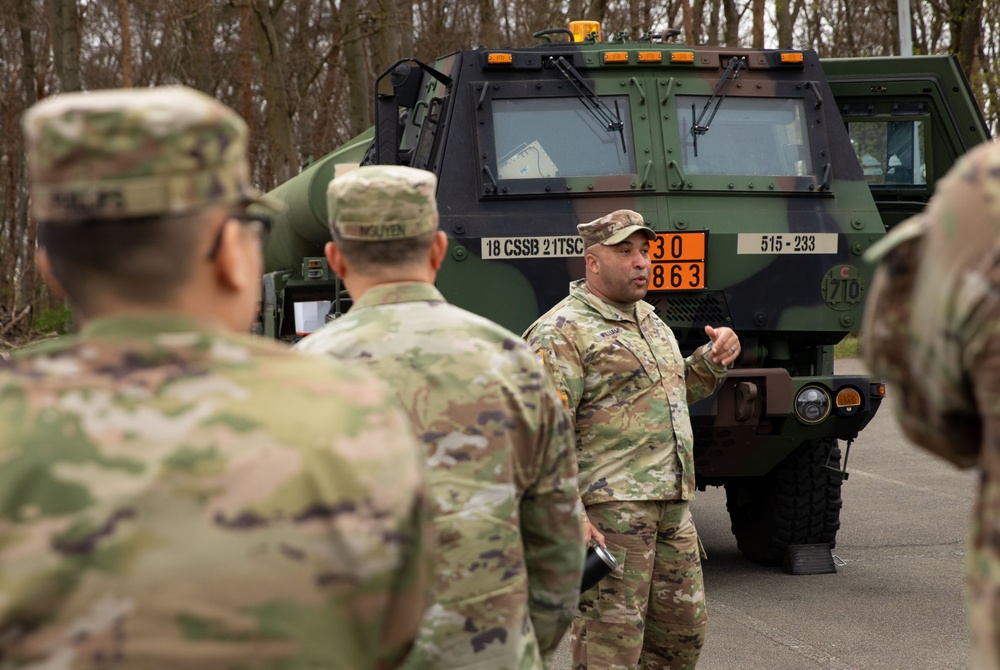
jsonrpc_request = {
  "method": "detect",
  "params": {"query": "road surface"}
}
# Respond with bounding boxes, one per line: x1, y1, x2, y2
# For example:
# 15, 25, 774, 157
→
552, 358, 978, 669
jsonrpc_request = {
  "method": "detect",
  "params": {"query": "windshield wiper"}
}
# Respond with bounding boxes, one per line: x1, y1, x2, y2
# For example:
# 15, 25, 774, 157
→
550, 56, 627, 154
691, 56, 746, 156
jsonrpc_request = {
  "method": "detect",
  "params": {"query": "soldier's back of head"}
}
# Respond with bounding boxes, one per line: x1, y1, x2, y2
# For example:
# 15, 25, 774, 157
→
299, 165, 584, 668
23, 86, 282, 318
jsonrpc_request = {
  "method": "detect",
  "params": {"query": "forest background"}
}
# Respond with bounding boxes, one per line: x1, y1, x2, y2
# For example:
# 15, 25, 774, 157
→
0, 0, 996, 347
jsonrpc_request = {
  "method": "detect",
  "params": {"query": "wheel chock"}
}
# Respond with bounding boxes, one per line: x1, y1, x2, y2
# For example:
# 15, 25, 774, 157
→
783, 543, 837, 575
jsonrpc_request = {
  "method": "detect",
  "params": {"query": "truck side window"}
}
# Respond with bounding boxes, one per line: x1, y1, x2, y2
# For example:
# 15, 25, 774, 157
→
847, 120, 927, 187
675, 96, 814, 177
492, 96, 636, 179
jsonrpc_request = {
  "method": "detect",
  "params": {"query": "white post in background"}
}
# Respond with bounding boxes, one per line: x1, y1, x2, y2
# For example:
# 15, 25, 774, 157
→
897, 0, 913, 56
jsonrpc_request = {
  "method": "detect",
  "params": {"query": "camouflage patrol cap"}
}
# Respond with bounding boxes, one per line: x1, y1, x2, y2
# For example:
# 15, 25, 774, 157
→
578, 209, 656, 248
22, 86, 284, 222
327, 166, 438, 241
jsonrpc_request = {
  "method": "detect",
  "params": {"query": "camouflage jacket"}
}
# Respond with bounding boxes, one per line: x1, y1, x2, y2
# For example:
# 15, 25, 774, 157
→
523, 280, 728, 505
0, 314, 432, 670
295, 282, 585, 670
863, 141, 1000, 476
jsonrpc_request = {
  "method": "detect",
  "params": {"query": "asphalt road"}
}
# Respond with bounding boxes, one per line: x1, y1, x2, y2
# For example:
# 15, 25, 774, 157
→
552, 358, 979, 669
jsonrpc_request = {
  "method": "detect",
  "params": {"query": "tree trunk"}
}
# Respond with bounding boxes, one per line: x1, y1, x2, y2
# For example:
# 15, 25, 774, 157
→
626, 0, 639, 39
705, 0, 718, 44
49, 0, 82, 92
722, 0, 738, 45
48, 0, 65, 87
249, 0, 297, 184
752, 0, 765, 47
119, 0, 133, 87
692, 0, 706, 44
591, 0, 610, 28
949, 0, 983, 76
371, 0, 403, 80
334, 0, 371, 136
845, 0, 857, 52
479, 0, 500, 47
184, 0, 212, 93
239, 2, 254, 124
776, 0, 793, 48
400, 0, 414, 55
17, 1, 36, 107
15, 0, 37, 310
61, 0, 81, 91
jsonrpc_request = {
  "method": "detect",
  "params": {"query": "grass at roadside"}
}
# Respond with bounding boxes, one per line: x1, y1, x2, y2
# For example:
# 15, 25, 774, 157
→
835, 333, 860, 359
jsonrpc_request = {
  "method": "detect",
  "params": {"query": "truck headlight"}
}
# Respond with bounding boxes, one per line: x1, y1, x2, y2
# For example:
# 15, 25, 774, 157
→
795, 385, 831, 424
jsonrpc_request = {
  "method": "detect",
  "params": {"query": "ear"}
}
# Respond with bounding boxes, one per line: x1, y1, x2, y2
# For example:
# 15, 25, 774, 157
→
212, 220, 249, 291
325, 241, 348, 278
585, 248, 601, 275
36, 248, 67, 299
428, 231, 449, 271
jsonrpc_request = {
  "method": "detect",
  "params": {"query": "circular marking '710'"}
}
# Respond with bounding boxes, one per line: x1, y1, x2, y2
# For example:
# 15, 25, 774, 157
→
821, 265, 864, 311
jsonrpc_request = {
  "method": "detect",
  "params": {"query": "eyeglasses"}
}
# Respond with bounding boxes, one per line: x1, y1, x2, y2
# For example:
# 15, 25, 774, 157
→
206, 211, 273, 260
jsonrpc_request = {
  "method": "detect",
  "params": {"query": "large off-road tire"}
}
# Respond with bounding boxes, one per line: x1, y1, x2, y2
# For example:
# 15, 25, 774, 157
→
724, 439, 843, 566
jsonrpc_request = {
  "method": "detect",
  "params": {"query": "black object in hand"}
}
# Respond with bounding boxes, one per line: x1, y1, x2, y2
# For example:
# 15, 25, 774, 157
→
580, 544, 619, 593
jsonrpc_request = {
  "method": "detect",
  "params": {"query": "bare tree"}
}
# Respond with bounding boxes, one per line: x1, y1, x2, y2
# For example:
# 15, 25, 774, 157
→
248, 0, 298, 183
723, 0, 739, 44
118, 0, 133, 87
752, 0, 765, 47
1, 0, 998, 348
334, 0, 371, 137
479, 0, 501, 47
49, 0, 81, 92
948, 0, 984, 73
775, 0, 794, 47
182, 0, 212, 92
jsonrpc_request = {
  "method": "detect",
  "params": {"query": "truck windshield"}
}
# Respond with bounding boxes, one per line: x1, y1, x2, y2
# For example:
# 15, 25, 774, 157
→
676, 96, 814, 177
492, 96, 636, 179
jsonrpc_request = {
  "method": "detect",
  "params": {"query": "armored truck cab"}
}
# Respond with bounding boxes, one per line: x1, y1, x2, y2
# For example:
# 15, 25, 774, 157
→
260, 32, 989, 565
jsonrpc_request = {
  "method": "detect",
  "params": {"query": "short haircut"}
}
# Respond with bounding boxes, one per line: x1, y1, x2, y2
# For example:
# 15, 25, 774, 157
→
330, 226, 437, 273
37, 209, 215, 311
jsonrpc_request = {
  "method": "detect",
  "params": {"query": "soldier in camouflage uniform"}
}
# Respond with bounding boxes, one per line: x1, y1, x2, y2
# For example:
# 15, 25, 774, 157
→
294, 165, 586, 669
1, 86, 432, 669
861, 140, 1000, 669
523, 210, 741, 670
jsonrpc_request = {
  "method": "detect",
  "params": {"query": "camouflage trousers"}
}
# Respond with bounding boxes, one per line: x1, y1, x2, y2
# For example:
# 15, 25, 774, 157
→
570, 500, 706, 670
969, 475, 1000, 669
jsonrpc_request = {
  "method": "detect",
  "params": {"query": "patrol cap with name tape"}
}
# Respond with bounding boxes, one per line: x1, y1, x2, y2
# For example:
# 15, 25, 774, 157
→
22, 85, 284, 222
578, 209, 657, 248
327, 165, 438, 241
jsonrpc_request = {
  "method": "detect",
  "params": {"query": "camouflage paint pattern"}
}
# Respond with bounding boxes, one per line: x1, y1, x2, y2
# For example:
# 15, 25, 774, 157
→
295, 281, 585, 669
573, 501, 705, 670
327, 166, 438, 240
0, 314, 432, 669
862, 140, 1000, 664
524, 280, 728, 505
260, 40, 987, 562
22, 86, 283, 221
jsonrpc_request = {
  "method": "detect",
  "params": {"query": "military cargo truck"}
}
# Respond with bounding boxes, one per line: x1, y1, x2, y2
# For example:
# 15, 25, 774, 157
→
259, 25, 990, 565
